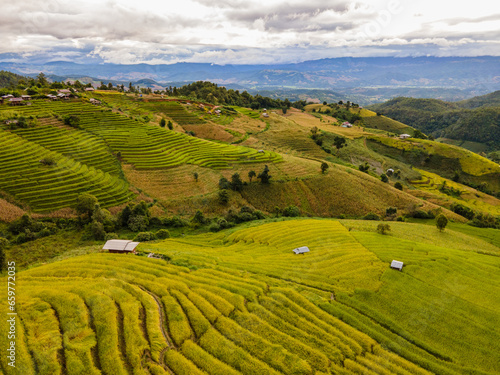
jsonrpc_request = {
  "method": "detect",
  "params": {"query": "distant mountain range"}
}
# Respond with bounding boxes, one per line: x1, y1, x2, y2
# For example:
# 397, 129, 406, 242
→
1, 56, 499, 104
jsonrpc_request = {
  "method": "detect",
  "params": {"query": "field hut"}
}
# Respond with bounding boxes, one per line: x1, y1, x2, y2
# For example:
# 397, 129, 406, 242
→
400, 134, 411, 140
293, 246, 310, 255
9, 98, 24, 106
103, 239, 140, 254
391, 260, 404, 271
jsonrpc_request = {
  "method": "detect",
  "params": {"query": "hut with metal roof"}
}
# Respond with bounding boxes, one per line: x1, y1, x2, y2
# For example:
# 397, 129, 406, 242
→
103, 239, 140, 254
391, 260, 404, 271
292, 246, 310, 255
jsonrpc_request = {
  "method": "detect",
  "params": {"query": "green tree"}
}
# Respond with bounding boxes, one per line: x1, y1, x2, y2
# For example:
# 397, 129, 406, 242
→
436, 214, 448, 232
394, 182, 403, 190
193, 172, 199, 182
167, 120, 173, 130
377, 223, 391, 235
63, 114, 80, 128
128, 215, 149, 232
192, 210, 207, 225
321, 162, 329, 174
332, 136, 346, 155
36, 72, 48, 87
160, 118, 166, 127
230, 173, 243, 191
282, 205, 300, 217
219, 177, 230, 190
218, 189, 229, 204
155, 229, 170, 239
258, 165, 271, 184
380, 173, 389, 183
248, 170, 256, 182
75, 193, 98, 220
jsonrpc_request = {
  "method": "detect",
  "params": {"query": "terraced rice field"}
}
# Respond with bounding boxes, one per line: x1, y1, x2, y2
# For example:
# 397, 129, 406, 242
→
142, 102, 206, 125
0, 129, 133, 212
4, 219, 498, 374
0, 228, 426, 374
44, 101, 281, 170
11, 124, 122, 175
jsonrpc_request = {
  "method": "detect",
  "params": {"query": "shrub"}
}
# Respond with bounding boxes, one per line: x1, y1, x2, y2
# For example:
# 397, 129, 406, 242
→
450, 203, 475, 220
128, 215, 149, 232
469, 213, 499, 229
230, 173, 243, 191
282, 205, 301, 217
380, 173, 388, 183
164, 216, 188, 228
155, 229, 170, 239
192, 210, 208, 225
436, 214, 448, 232
105, 233, 118, 241
358, 163, 370, 173
321, 162, 329, 174
63, 114, 81, 128
363, 212, 380, 220
257, 165, 271, 184
218, 189, 230, 204
411, 210, 435, 219
160, 118, 166, 127
394, 182, 403, 190
219, 177, 230, 190
385, 207, 397, 216
40, 156, 56, 166
134, 232, 157, 241
149, 217, 163, 227
377, 223, 391, 235
36, 228, 52, 239
209, 223, 221, 232
75, 193, 98, 220
89, 221, 106, 240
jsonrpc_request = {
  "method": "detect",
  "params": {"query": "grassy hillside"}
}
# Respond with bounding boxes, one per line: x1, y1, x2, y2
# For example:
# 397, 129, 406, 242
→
4, 219, 498, 375
368, 96, 500, 151
367, 135, 500, 194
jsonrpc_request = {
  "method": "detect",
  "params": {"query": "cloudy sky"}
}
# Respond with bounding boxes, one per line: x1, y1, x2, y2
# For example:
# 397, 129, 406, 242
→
1, 0, 499, 65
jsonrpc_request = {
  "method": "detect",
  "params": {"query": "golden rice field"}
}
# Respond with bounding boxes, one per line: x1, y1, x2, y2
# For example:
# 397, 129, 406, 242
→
6, 218, 499, 375
4, 219, 497, 374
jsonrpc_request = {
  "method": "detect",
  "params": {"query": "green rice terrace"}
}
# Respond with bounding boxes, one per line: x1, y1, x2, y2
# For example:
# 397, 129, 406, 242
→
0, 99, 281, 211
1, 219, 499, 375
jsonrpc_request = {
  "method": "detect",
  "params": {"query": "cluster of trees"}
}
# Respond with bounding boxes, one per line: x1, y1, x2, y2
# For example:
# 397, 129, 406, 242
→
3, 214, 58, 245
166, 81, 293, 109
450, 203, 499, 228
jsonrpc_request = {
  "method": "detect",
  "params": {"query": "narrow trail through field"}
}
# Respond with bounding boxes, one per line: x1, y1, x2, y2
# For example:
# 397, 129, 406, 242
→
138, 286, 175, 374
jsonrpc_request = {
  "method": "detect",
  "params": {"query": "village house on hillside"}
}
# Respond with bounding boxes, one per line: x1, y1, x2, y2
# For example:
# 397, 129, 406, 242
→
400, 134, 411, 139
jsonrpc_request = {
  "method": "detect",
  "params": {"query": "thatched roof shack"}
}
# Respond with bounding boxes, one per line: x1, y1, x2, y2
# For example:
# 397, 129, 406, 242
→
103, 239, 140, 254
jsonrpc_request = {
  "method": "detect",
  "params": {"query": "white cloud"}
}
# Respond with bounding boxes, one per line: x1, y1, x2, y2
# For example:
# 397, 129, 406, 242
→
0, 0, 498, 64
